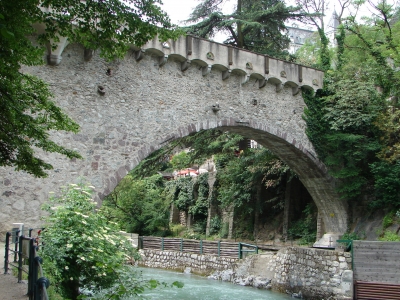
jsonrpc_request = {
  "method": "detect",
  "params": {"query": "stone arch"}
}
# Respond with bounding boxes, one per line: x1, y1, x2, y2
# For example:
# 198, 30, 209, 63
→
0, 39, 341, 244
102, 119, 348, 237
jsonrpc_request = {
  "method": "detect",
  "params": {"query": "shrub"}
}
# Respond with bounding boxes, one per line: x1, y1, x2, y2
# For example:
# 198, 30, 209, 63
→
209, 216, 222, 236
379, 230, 400, 241
382, 212, 395, 229
40, 182, 142, 299
341, 231, 365, 240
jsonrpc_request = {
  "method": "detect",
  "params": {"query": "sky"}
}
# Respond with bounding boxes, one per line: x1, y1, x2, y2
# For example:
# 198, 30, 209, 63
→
160, 0, 196, 24
160, 0, 232, 25
160, 0, 234, 42
159, 0, 343, 25
159, 0, 396, 37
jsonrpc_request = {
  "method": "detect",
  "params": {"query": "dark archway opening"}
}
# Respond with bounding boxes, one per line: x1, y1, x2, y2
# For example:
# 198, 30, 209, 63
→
101, 128, 318, 245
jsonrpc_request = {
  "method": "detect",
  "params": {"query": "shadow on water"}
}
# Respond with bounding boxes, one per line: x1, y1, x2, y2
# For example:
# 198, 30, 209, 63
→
137, 267, 292, 300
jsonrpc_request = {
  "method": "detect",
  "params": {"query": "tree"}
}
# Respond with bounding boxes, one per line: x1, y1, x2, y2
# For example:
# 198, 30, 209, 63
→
184, 0, 305, 56
302, 0, 400, 205
0, 0, 179, 177
100, 174, 171, 236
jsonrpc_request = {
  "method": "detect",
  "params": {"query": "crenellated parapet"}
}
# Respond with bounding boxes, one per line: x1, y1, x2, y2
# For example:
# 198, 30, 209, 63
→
32, 26, 323, 94
141, 35, 323, 94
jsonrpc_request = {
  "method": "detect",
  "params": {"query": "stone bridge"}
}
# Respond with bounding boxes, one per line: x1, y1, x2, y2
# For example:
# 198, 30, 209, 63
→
0, 35, 348, 242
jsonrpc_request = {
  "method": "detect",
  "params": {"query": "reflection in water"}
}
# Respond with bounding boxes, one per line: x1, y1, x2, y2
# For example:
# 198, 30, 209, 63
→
137, 267, 291, 300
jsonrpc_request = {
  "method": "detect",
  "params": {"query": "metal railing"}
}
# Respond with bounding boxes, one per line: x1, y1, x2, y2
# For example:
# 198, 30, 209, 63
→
238, 242, 258, 259
139, 236, 259, 259
4, 231, 50, 300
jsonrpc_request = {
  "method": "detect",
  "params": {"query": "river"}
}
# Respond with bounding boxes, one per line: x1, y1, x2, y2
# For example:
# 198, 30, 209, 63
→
138, 267, 292, 300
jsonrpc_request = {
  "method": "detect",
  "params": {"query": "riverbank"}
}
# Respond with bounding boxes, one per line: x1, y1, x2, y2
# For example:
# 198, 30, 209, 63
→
0, 242, 28, 300
138, 246, 353, 300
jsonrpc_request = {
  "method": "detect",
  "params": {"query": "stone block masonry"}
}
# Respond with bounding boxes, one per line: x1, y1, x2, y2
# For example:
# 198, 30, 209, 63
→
270, 247, 353, 299
138, 249, 238, 276
139, 246, 353, 299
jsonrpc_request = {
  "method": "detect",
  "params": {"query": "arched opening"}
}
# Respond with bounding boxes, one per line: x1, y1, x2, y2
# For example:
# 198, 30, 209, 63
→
99, 121, 348, 245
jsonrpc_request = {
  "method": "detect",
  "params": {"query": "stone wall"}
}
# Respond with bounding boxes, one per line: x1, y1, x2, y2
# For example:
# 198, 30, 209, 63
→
270, 247, 353, 299
139, 246, 353, 299
138, 249, 238, 276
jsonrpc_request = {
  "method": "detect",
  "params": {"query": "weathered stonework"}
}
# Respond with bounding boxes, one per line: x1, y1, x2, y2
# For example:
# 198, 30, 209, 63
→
139, 247, 353, 299
270, 247, 353, 299
138, 249, 238, 276
0, 37, 347, 239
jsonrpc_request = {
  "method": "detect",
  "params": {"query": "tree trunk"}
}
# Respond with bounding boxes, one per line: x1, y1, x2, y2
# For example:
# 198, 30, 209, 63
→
237, 0, 244, 48
206, 172, 217, 236
253, 183, 262, 240
282, 179, 292, 242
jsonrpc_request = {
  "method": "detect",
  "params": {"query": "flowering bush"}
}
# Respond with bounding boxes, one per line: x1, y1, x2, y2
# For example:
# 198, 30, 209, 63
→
40, 182, 140, 299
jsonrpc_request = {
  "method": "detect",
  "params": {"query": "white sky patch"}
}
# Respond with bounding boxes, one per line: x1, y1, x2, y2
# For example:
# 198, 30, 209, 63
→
159, 0, 395, 43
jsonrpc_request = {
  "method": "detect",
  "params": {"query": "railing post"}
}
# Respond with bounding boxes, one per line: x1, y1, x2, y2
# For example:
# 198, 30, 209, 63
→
4, 232, 10, 274
33, 257, 42, 300
238, 242, 242, 259
14, 230, 20, 262
29, 228, 33, 238
351, 240, 354, 270
200, 240, 203, 255
37, 277, 50, 300
28, 240, 35, 300
218, 241, 221, 257
161, 237, 164, 251
139, 236, 143, 249
180, 238, 183, 252
255, 245, 258, 255
18, 235, 24, 283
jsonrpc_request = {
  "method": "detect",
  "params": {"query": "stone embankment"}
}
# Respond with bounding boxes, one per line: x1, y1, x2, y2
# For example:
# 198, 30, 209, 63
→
139, 246, 353, 299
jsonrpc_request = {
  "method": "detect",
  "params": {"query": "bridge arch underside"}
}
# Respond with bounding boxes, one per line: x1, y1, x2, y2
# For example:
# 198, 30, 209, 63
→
123, 121, 348, 236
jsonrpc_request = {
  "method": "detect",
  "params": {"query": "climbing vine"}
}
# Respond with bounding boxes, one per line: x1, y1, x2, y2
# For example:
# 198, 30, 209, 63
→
189, 173, 209, 217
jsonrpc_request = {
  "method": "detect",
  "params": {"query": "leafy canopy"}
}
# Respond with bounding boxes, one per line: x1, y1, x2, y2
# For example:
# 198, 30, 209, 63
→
100, 174, 171, 236
184, 0, 306, 56
301, 1, 400, 206
0, 0, 179, 177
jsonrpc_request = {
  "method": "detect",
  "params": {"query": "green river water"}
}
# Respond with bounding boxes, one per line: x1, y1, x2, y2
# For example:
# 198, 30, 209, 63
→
138, 267, 292, 300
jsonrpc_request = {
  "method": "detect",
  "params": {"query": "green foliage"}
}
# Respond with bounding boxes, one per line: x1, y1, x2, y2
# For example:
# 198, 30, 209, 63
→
287, 203, 317, 245
301, 3, 400, 202
217, 147, 291, 210
219, 222, 229, 239
382, 212, 395, 229
40, 181, 141, 299
189, 173, 209, 217
341, 231, 365, 241
0, 0, 179, 177
370, 161, 400, 208
192, 219, 208, 235
131, 129, 243, 179
209, 216, 222, 235
170, 152, 191, 171
101, 174, 170, 236
184, 0, 306, 56
38, 0, 180, 60
295, 32, 335, 68
379, 230, 400, 241
166, 176, 194, 211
